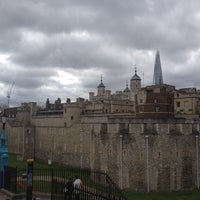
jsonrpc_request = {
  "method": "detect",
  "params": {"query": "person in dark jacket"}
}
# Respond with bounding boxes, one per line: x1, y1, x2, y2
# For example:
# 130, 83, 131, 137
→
64, 177, 74, 200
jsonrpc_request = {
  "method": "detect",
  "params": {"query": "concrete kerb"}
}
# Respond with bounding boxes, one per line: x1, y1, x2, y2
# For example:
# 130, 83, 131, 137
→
0, 189, 51, 200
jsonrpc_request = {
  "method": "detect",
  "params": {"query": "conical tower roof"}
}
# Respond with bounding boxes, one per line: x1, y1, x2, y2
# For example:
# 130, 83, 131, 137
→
97, 75, 105, 88
131, 68, 141, 81
123, 81, 130, 92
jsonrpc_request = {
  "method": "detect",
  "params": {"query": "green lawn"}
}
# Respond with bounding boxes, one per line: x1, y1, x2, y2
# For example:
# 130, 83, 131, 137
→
9, 154, 58, 168
8, 154, 200, 200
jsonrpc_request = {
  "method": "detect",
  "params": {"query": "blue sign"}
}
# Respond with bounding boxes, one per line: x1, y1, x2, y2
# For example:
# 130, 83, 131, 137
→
27, 173, 33, 186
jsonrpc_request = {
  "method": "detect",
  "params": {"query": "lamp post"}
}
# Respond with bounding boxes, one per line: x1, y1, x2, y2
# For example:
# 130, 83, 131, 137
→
80, 129, 84, 168
2, 113, 6, 130
196, 135, 199, 189
26, 158, 34, 200
119, 134, 123, 189
0, 111, 8, 188
145, 135, 150, 192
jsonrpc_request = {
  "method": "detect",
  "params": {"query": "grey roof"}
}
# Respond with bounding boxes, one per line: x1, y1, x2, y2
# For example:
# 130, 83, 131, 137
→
98, 81, 105, 88
97, 76, 105, 88
124, 87, 130, 92
131, 69, 141, 81
124, 81, 130, 92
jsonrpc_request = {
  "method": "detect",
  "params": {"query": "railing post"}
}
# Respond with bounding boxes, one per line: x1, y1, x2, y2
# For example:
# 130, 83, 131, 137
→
15, 167, 17, 193
196, 135, 199, 189
145, 135, 150, 192
26, 159, 34, 200
119, 134, 123, 189
51, 168, 54, 200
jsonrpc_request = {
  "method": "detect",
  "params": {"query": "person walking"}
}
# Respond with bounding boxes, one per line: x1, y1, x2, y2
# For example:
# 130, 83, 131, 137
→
73, 175, 84, 200
64, 177, 74, 200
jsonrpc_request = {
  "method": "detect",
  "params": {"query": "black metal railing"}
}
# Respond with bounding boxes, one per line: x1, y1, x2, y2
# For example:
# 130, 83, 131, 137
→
4, 166, 127, 200
4, 166, 18, 193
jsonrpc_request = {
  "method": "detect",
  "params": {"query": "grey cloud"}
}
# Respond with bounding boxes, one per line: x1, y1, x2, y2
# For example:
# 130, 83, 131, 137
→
12, 32, 130, 71
0, 0, 200, 105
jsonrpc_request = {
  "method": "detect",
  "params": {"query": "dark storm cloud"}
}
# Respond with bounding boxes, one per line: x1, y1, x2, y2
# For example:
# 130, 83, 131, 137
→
0, 0, 200, 105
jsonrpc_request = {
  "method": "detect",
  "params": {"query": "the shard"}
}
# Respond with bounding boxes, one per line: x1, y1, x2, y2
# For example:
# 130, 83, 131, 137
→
153, 51, 163, 85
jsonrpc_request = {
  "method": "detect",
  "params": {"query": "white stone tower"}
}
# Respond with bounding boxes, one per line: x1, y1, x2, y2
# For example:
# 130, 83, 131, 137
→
130, 67, 141, 93
97, 75, 105, 96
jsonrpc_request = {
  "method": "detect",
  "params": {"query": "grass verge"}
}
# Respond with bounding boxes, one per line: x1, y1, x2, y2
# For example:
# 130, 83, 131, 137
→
8, 154, 200, 200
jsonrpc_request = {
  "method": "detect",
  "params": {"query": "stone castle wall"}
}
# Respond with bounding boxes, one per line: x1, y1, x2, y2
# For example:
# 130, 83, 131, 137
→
7, 124, 35, 160
5, 116, 200, 192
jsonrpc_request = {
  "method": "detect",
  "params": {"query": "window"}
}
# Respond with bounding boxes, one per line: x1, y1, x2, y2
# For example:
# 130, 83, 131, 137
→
158, 152, 161, 158
155, 106, 160, 112
176, 102, 180, 107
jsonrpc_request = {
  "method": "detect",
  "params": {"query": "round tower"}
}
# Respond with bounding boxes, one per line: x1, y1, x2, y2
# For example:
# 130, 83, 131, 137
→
97, 76, 105, 96
130, 68, 141, 93
123, 81, 130, 93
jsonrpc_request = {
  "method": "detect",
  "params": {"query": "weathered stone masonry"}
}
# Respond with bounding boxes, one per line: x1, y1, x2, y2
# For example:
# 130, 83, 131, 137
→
4, 51, 200, 192
6, 115, 200, 192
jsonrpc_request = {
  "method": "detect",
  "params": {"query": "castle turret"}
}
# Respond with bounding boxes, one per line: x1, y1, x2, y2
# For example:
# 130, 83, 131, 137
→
123, 81, 130, 93
89, 92, 94, 101
130, 68, 141, 93
97, 76, 105, 96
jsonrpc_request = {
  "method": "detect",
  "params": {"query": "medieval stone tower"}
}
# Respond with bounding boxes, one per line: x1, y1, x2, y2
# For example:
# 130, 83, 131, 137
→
130, 68, 141, 92
97, 76, 105, 96
130, 68, 141, 102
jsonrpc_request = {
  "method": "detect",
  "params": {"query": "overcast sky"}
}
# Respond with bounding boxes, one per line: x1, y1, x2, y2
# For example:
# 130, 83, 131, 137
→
1, 0, 200, 107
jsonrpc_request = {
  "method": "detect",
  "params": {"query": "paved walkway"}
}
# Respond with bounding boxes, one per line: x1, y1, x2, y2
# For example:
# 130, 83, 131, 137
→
0, 192, 45, 200
0, 191, 11, 200
0, 188, 50, 200
0, 191, 50, 200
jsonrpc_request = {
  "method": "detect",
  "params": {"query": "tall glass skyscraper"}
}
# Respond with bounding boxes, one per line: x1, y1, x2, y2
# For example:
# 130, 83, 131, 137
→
153, 51, 163, 85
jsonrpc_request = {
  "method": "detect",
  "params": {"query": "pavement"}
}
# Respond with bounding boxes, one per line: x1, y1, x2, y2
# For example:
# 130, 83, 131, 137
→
0, 191, 41, 200
0, 188, 47, 200
0, 191, 11, 200
0, 192, 43, 200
